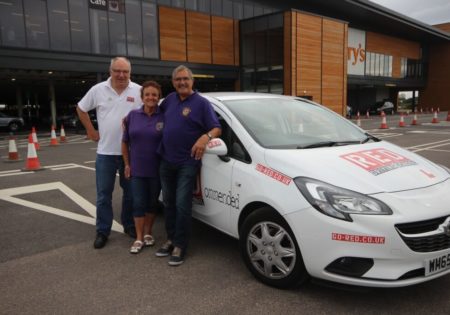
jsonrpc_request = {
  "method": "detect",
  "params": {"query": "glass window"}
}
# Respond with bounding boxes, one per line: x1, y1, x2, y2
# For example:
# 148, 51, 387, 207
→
198, 0, 210, 13
254, 5, 263, 17
143, 1, 159, 59
69, 0, 91, 53
233, 0, 243, 19
244, 3, 253, 18
24, 0, 49, 49
222, 0, 233, 17
90, 9, 109, 54
172, 0, 184, 8
185, 0, 197, 10
126, 0, 143, 57
0, 0, 26, 47
255, 67, 268, 93
211, 0, 222, 15
109, 1, 126, 56
47, 0, 71, 51
388, 56, 392, 77
158, 0, 171, 6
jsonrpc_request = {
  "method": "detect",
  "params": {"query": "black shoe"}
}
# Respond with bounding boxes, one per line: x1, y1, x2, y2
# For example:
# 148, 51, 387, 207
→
94, 233, 108, 249
155, 240, 173, 257
168, 247, 185, 266
124, 227, 137, 239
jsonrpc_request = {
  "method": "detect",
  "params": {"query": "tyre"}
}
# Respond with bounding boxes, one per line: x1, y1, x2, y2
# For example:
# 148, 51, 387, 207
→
8, 121, 20, 132
239, 207, 309, 288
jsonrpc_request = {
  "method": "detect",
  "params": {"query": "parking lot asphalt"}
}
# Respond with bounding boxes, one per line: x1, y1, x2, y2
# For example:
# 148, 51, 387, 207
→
1, 112, 450, 315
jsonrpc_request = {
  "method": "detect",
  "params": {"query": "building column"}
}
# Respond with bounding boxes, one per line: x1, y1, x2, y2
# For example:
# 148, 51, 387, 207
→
16, 86, 23, 117
49, 80, 57, 127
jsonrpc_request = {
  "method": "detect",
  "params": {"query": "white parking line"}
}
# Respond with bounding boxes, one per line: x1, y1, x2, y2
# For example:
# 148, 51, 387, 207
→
0, 181, 123, 233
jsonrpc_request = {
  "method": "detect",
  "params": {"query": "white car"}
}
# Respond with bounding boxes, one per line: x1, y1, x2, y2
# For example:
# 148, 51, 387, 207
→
195, 92, 450, 289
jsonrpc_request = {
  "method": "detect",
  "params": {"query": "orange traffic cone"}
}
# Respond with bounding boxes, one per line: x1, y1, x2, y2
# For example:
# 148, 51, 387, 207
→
420, 107, 423, 114
437, 107, 440, 113
398, 114, 406, 127
60, 124, 66, 142
4, 135, 22, 162
379, 111, 388, 129
366, 110, 370, 119
446, 111, 450, 122
411, 112, 419, 125
431, 111, 439, 123
31, 127, 40, 150
50, 125, 59, 146
22, 134, 43, 171
356, 111, 361, 127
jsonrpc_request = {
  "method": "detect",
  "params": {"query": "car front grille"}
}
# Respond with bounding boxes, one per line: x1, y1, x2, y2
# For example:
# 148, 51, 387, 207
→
395, 215, 450, 253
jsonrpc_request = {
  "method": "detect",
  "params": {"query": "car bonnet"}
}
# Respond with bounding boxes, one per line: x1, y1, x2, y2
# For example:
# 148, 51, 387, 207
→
263, 141, 449, 194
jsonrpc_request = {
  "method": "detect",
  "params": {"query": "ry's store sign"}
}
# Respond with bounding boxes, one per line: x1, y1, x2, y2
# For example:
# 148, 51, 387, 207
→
347, 28, 366, 75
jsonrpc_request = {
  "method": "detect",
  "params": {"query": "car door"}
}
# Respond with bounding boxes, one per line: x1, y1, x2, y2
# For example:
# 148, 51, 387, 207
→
192, 108, 235, 234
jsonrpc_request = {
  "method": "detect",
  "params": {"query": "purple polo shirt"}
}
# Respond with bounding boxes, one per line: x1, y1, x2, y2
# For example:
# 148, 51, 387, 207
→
122, 106, 164, 177
158, 92, 221, 166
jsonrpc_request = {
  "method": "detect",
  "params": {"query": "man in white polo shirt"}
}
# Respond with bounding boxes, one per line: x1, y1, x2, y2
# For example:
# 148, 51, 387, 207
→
77, 56, 141, 249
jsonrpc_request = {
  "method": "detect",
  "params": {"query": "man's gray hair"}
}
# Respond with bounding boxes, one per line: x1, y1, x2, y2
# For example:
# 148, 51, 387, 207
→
110, 56, 131, 71
172, 65, 193, 80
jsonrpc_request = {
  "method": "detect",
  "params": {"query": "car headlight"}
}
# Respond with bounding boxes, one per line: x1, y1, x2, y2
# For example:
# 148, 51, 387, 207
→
294, 177, 392, 222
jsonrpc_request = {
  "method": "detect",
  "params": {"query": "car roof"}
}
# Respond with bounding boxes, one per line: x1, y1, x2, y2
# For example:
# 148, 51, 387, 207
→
201, 92, 300, 102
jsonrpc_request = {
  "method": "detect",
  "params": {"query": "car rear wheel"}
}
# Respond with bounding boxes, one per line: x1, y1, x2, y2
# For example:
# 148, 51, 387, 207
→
239, 207, 309, 288
8, 121, 20, 132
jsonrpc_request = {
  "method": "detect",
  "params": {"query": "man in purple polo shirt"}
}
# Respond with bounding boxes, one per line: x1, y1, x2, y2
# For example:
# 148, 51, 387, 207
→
156, 65, 221, 266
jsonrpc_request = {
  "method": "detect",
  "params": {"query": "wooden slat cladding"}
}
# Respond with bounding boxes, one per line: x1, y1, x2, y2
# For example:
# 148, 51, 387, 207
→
211, 16, 234, 65
159, 7, 187, 62
234, 20, 239, 66
296, 13, 322, 103
366, 32, 420, 59
420, 43, 450, 111
187, 11, 212, 64
322, 19, 345, 113
283, 11, 292, 95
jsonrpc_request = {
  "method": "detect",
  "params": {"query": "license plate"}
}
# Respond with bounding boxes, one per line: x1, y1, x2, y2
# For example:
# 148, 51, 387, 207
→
425, 251, 450, 276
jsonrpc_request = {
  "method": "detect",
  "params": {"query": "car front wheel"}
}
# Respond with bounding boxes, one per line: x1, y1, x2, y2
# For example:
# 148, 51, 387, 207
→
239, 207, 308, 288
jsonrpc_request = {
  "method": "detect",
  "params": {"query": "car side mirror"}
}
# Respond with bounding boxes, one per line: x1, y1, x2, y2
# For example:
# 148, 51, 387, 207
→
205, 138, 228, 156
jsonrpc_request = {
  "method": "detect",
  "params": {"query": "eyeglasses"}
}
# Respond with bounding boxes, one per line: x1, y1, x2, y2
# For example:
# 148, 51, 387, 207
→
174, 77, 191, 82
111, 69, 130, 74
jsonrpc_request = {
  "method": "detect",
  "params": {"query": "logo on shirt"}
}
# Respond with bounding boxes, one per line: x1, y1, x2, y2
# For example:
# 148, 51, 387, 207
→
126, 96, 135, 102
182, 107, 191, 117
156, 122, 164, 131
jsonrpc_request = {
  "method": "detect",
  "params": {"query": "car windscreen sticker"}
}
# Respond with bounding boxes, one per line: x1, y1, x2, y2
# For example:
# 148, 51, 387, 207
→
332, 233, 385, 244
256, 164, 291, 185
340, 148, 417, 176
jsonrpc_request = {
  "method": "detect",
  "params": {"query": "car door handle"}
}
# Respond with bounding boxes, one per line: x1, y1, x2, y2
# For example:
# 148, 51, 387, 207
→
218, 155, 230, 162
235, 182, 241, 187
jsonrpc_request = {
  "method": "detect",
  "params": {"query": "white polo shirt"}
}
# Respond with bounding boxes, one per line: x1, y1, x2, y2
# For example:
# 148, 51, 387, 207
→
78, 78, 141, 155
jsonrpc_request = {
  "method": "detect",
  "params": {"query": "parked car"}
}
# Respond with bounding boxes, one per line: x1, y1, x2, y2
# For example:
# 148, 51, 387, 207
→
196, 92, 450, 289
0, 112, 25, 132
60, 112, 97, 130
369, 100, 394, 115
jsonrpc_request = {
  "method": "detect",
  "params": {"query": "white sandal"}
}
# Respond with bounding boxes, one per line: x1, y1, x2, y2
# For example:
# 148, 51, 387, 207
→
143, 235, 155, 247
130, 240, 144, 254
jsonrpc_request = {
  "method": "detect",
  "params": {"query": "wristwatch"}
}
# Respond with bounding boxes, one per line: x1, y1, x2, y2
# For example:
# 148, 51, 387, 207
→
206, 132, 213, 141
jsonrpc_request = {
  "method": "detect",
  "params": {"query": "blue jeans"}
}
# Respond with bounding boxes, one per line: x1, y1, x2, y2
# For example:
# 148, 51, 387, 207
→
131, 176, 161, 217
160, 159, 199, 251
95, 154, 134, 236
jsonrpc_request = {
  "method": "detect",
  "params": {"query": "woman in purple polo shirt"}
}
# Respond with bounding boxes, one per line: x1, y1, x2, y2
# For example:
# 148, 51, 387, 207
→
122, 81, 164, 254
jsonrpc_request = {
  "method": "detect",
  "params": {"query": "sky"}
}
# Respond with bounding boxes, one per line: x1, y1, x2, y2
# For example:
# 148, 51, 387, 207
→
369, 0, 450, 25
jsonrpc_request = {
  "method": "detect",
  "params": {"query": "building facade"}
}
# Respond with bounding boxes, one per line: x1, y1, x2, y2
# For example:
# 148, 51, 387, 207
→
0, 0, 449, 125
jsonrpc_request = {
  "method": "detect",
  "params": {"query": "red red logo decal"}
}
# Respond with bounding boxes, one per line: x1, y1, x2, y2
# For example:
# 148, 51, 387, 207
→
207, 139, 221, 148
126, 96, 135, 102
420, 169, 436, 178
340, 148, 416, 176
332, 233, 385, 244
256, 164, 291, 185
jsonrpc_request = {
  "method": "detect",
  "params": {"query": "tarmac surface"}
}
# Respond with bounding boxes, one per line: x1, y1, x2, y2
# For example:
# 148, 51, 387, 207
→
1, 112, 450, 315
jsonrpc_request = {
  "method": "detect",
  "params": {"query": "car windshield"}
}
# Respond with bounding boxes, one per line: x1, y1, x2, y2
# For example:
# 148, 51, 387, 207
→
222, 97, 369, 149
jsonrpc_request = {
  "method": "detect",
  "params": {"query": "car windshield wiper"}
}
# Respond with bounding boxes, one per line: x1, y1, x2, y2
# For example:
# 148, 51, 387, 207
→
361, 133, 381, 144
298, 140, 361, 149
